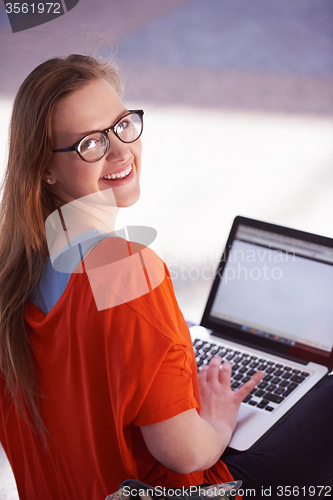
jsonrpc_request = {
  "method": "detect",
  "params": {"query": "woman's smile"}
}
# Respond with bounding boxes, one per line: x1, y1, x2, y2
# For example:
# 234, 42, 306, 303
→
100, 163, 133, 181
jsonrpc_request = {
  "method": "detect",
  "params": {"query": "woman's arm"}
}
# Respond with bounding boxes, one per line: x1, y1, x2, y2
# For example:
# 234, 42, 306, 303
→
140, 357, 263, 474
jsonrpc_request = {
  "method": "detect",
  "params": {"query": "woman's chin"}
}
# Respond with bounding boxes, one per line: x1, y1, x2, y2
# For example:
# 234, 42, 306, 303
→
115, 188, 141, 208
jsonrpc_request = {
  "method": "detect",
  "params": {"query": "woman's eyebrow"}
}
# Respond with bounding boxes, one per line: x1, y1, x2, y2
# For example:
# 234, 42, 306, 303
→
83, 109, 130, 135
54, 109, 131, 146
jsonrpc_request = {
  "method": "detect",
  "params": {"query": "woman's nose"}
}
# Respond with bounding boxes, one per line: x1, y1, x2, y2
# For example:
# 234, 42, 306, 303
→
106, 134, 131, 162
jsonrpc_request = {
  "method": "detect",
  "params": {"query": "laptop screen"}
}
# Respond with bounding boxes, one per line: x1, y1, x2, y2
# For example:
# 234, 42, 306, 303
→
201, 217, 333, 369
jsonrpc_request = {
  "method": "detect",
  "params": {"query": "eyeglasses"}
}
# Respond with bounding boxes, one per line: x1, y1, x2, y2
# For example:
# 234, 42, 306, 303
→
52, 110, 144, 163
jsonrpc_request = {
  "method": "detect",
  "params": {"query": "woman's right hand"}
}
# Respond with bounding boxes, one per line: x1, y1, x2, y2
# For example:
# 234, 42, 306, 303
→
198, 356, 264, 439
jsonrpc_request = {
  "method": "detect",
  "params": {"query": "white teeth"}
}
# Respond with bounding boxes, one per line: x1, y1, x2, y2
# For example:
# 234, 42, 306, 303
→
102, 165, 132, 180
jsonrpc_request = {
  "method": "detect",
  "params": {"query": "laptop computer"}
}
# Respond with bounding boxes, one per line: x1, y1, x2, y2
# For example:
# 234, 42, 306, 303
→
190, 216, 333, 451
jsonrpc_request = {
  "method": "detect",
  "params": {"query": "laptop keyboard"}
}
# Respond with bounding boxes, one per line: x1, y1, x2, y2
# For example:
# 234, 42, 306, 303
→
193, 338, 311, 412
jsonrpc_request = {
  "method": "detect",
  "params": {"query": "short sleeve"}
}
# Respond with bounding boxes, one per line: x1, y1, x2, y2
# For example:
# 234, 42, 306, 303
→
134, 341, 199, 427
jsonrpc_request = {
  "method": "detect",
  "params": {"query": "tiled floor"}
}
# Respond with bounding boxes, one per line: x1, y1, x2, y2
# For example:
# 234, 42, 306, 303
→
0, 0, 332, 497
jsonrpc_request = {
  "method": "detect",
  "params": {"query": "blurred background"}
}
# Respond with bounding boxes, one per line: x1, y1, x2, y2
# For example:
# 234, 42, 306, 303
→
0, 0, 333, 497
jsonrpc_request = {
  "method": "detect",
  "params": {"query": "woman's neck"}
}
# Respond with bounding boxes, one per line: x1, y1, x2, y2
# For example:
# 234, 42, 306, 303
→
46, 188, 119, 259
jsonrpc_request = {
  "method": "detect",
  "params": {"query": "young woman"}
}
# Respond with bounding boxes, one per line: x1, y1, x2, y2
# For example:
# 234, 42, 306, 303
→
0, 54, 262, 500
1, 54, 332, 500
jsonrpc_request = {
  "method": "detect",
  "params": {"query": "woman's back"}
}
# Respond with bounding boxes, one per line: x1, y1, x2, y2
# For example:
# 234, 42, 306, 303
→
0, 238, 222, 498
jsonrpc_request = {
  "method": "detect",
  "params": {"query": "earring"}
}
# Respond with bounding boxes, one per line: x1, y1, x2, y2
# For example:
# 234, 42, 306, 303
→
47, 179, 52, 184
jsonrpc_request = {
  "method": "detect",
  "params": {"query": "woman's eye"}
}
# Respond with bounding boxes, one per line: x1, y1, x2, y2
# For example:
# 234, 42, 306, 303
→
81, 137, 99, 151
117, 120, 131, 134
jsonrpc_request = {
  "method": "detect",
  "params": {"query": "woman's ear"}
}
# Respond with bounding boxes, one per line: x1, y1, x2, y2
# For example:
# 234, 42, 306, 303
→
41, 168, 56, 185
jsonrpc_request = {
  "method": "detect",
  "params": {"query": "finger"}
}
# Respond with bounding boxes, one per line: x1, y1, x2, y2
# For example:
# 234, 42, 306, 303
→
206, 356, 222, 383
218, 360, 232, 385
236, 370, 264, 401
198, 365, 209, 386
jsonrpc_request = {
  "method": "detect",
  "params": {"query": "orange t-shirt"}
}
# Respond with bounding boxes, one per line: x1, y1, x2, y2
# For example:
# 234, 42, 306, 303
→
0, 238, 236, 499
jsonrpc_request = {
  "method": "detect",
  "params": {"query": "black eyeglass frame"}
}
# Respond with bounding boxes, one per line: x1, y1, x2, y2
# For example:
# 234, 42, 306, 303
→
52, 109, 144, 163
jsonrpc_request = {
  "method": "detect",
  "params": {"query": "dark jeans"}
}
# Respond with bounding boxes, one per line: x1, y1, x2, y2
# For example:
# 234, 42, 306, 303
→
223, 375, 333, 500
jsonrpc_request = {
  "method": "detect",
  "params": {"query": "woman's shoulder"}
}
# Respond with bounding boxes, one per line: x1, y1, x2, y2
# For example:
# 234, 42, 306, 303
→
83, 236, 167, 309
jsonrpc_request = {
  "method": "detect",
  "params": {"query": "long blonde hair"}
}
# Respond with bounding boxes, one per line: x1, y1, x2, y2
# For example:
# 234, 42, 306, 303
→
0, 54, 122, 440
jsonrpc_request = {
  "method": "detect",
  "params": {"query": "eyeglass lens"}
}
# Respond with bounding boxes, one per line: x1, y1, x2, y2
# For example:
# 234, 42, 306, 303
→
79, 112, 142, 162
